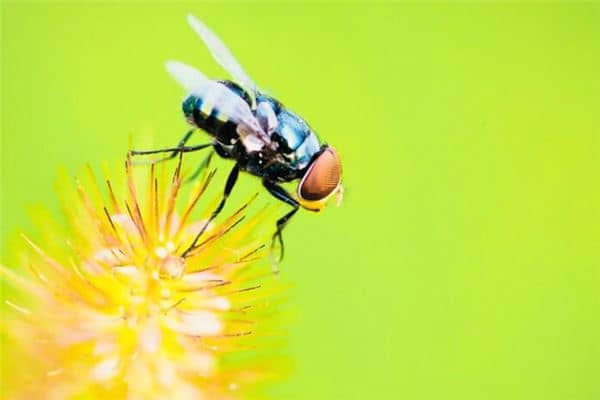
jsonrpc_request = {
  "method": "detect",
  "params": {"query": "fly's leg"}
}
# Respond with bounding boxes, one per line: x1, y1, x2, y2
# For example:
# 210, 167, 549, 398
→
262, 179, 300, 268
131, 129, 193, 160
163, 129, 195, 161
130, 142, 213, 156
130, 130, 212, 163
186, 150, 215, 184
182, 163, 240, 258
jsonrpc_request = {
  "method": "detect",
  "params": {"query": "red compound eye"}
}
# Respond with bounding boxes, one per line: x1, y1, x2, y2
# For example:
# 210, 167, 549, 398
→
298, 147, 342, 201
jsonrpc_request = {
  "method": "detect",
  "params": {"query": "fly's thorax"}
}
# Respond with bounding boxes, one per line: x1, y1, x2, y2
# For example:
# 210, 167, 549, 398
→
271, 109, 321, 171
255, 94, 282, 114
229, 146, 296, 182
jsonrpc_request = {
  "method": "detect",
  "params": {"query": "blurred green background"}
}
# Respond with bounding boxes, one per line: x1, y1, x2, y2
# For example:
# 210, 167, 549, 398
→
2, 2, 599, 399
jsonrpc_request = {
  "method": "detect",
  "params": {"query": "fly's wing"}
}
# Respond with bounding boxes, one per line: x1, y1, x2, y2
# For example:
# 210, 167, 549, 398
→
256, 101, 278, 134
166, 61, 267, 151
187, 14, 258, 102
166, 60, 211, 93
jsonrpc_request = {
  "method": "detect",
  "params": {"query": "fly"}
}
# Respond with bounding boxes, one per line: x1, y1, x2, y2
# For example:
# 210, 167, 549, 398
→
131, 15, 343, 265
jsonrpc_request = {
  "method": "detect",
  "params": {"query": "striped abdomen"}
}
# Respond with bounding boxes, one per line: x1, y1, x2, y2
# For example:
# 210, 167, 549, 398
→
181, 80, 252, 146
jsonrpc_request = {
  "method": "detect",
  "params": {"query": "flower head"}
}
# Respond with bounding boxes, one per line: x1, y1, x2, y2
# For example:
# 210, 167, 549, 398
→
1, 154, 285, 399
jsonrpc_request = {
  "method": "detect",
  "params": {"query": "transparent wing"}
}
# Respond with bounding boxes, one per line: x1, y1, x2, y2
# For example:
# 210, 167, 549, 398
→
256, 101, 278, 133
187, 14, 258, 97
166, 61, 268, 150
166, 59, 211, 93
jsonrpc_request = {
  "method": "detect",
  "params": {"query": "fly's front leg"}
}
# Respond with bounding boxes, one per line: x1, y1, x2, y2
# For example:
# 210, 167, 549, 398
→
130, 130, 212, 163
262, 179, 300, 266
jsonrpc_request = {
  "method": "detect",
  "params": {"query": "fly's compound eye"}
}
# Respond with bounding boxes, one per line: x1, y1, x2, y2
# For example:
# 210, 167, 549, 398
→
298, 147, 342, 208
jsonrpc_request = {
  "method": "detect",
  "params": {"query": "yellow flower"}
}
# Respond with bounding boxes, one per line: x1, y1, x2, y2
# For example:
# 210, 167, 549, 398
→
1, 154, 285, 399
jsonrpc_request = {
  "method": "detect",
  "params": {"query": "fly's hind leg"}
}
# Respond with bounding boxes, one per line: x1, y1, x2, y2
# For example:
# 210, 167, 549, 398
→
262, 179, 300, 269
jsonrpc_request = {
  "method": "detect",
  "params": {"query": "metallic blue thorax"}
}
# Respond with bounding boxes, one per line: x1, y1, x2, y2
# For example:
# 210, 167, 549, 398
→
255, 94, 321, 171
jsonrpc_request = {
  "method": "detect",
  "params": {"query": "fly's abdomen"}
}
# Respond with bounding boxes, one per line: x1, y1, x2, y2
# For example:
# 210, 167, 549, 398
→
182, 79, 252, 146
182, 95, 239, 146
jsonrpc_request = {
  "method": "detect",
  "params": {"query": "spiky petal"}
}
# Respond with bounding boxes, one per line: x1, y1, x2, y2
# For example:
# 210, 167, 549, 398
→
1, 154, 285, 399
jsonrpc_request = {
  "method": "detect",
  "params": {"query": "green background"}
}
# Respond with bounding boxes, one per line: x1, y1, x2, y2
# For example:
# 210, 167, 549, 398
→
2, 2, 599, 399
